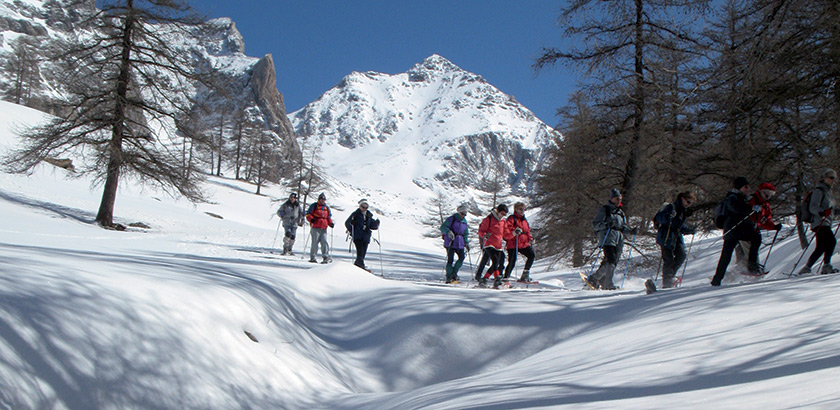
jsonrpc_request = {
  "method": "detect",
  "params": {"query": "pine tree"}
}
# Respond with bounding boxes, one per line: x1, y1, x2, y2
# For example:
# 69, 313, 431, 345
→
3, 0, 212, 228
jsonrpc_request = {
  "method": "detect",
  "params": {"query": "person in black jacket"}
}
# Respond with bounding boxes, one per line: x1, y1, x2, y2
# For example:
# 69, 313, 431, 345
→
711, 177, 763, 286
654, 192, 696, 288
345, 199, 380, 270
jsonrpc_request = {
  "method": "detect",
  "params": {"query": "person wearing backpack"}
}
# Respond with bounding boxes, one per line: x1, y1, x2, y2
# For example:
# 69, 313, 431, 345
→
734, 183, 783, 268
277, 193, 304, 255
589, 189, 637, 290
345, 199, 380, 271
798, 169, 838, 275
503, 202, 536, 282
711, 177, 763, 286
306, 193, 335, 263
440, 204, 470, 283
477, 204, 509, 288
655, 192, 696, 288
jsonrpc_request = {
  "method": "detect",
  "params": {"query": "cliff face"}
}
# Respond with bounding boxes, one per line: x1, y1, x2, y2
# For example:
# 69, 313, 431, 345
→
250, 54, 298, 160
0, 2, 299, 170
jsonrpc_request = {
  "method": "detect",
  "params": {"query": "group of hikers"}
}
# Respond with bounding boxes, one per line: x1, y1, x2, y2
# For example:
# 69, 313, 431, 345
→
276, 193, 380, 270
439, 202, 536, 287
275, 167, 837, 289
591, 168, 838, 290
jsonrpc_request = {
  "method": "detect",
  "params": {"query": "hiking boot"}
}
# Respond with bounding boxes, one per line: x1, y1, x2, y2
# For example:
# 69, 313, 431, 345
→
321, 257, 332, 264
601, 283, 617, 291
747, 262, 766, 275
585, 276, 599, 290
821, 264, 839, 274
519, 271, 531, 282
798, 266, 812, 276
478, 277, 488, 287
493, 277, 503, 289
309, 258, 318, 263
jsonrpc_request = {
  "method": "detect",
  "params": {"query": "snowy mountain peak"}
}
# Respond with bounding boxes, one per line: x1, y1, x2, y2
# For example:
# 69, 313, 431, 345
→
407, 54, 470, 82
291, 54, 559, 207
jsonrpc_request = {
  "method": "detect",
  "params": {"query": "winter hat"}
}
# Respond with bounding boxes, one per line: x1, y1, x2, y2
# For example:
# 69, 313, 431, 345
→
289, 192, 298, 199
733, 176, 749, 190
496, 204, 509, 213
358, 198, 369, 207
457, 203, 468, 213
823, 168, 838, 179
757, 182, 776, 192
610, 188, 622, 199
318, 193, 327, 200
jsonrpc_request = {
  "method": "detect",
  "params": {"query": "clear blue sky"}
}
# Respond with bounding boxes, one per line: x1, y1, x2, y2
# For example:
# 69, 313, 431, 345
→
198, 1, 578, 126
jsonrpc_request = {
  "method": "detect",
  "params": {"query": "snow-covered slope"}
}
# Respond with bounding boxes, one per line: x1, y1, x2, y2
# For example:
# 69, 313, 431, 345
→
2, 101, 840, 409
291, 55, 559, 206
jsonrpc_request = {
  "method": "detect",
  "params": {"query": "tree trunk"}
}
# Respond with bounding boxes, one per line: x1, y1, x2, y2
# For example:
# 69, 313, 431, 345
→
621, 0, 645, 211
95, 2, 135, 227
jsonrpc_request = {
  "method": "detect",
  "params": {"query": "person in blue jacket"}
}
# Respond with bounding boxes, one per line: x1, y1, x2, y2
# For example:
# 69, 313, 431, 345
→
440, 203, 470, 284
655, 191, 696, 288
345, 198, 380, 271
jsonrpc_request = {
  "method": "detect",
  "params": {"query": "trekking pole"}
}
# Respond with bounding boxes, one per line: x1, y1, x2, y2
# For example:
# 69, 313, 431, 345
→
587, 227, 612, 278
270, 218, 282, 250
348, 226, 354, 253
788, 231, 817, 277
676, 234, 695, 288
655, 224, 673, 283
620, 233, 637, 289
467, 245, 474, 273
763, 228, 781, 267
377, 229, 385, 278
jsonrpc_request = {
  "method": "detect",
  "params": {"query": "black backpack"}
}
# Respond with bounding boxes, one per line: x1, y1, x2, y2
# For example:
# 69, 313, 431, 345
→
714, 200, 727, 229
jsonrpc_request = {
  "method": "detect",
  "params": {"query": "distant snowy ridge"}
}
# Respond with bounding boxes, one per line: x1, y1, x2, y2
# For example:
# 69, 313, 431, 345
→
291, 54, 559, 197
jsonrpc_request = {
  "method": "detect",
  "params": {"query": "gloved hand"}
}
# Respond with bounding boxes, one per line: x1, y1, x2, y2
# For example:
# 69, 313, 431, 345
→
328, 222, 335, 228
298, 221, 304, 227
629, 226, 639, 235
774, 223, 783, 231
824, 209, 832, 217
514, 227, 523, 235
752, 205, 762, 213
447, 231, 455, 240
670, 210, 677, 219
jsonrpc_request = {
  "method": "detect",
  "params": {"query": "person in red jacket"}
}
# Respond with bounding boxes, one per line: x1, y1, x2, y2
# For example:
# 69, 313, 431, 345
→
477, 204, 508, 288
305, 193, 335, 263
750, 183, 782, 232
503, 202, 536, 282
735, 182, 782, 270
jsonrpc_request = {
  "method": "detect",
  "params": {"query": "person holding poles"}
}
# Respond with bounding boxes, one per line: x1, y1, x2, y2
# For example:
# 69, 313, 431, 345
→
589, 189, 637, 290
277, 192, 304, 255
711, 177, 763, 286
798, 169, 838, 275
503, 202, 536, 282
345, 198, 380, 271
478, 204, 509, 288
306, 193, 334, 264
654, 191, 696, 288
440, 203, 470, 283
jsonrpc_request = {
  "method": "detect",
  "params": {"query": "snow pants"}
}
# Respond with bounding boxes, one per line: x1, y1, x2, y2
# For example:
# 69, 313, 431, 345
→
806, 225, 836, 269
504, 246, 535, 278
712, 228, 760, 286
354, 239, 369, 269
282, 223, 298, 253
445, 247, 465, 282
310, 228, 330, 260
660, 241, 686, 288
591, 245, 619, 288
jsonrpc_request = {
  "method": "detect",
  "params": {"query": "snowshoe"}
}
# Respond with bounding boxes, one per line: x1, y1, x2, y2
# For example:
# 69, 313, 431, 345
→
797, 266, 812, 276
744, 263, 768, 276
580, 272, 598, 290
477, 278, 488, 288
492, 277, 503, 289
320, 257, 332, 264
821, 264, 839, 274
601, 283, 617, 291
645, 279, 657, 295
308, 258, 318, 263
